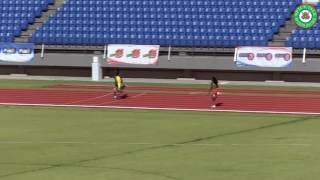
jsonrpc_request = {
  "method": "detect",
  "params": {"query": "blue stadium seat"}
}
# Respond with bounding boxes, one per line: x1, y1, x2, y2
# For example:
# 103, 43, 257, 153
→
0, 0, 52, 42
25, 0, 301, 47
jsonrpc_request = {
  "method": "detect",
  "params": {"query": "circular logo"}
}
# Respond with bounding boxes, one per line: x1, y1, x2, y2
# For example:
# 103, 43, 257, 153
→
284, 53, 291, 61
248, 53, 255, 60
265, 53, 273, 61
293, 4, 318, 29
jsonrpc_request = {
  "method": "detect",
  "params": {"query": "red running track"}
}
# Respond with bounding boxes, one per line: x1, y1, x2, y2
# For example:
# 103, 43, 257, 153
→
0, 88, 320, 114
48, 84, 320, 95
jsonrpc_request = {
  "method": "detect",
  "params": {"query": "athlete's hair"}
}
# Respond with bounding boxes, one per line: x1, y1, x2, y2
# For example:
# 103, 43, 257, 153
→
211, 76, 218, 87
115, 69, 120, 76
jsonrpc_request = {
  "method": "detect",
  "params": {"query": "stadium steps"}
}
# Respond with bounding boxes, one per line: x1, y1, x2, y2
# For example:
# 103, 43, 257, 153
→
14, 0, 65, 43
268, 20, 296, 47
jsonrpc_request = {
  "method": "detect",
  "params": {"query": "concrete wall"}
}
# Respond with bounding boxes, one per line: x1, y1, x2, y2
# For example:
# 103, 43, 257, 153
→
0, 52, 320, 81
0, 53, 317, 71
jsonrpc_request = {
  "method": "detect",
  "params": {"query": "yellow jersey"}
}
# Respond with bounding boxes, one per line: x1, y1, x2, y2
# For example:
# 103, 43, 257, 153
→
115, 75, 123, 89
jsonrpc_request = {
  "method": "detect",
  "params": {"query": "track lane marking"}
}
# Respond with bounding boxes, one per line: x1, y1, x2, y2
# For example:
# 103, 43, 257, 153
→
1, 102, 320, 115
92, 92, 147, 106
65, 93, 113, 105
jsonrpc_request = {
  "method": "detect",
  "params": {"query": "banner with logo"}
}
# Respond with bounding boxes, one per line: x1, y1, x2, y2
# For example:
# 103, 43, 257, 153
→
303, 0, 320, 4
0, 43, 34, 63
107, 44, 160, 65
235, 47, 292, 68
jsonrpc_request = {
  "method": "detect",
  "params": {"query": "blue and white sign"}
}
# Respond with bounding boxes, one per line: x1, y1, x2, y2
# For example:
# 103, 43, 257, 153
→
235, 46, 292, 68
0, 43, 34, 63
303, 0, 320, 4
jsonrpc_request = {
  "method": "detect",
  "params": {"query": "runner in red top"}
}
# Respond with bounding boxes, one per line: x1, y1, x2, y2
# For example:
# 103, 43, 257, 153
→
209, 76, 220, 109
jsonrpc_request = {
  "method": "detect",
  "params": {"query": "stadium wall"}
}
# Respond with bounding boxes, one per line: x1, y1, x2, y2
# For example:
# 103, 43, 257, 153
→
0, 52, 320, 82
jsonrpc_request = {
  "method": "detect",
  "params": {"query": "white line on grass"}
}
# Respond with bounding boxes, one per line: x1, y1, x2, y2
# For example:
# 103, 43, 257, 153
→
0, 141, 311, 147
220, 81, 229, 85
0, 102, 320, 115
0, 141, 96, 145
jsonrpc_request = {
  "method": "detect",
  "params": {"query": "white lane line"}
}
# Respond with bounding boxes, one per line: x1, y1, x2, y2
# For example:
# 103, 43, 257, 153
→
0, 141, 311, 146
66, 93, 112, 105
0, 102, 320, 115
93, 92, 147, 106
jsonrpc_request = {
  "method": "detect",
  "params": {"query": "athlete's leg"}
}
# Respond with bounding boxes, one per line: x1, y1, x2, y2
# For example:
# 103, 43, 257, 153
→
113, 87, 118, 99
211, 93, 218, 108
114, 86, 123, 99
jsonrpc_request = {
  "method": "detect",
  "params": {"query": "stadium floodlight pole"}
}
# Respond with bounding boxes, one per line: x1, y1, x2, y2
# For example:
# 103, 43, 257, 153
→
103, 44, 107, 59
302, 48, 307, 64
168, 45, 172, 61
40, 44, 45, 59
233, 47, 238, 62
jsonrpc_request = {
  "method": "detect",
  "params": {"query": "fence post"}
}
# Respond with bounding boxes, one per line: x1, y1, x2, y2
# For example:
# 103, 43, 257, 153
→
302, 48, 307, 64
103, 44, 107, 59
233, 47, 238, 62
40, 44, 45, 59
168, 46, 171, 61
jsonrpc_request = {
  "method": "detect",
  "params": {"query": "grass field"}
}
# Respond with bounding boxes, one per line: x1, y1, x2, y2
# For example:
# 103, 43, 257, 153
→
1, 79, 320, 180
1, 106, 320, 180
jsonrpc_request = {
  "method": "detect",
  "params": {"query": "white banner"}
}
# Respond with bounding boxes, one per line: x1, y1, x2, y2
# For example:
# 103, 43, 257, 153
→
107, 44, 160, 65
235, 47, 292, 68
303, 0, 319, 4
0, 43, 34, 63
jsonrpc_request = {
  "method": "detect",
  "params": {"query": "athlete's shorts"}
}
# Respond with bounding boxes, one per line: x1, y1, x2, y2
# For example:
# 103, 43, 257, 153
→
211, 88, 220, 94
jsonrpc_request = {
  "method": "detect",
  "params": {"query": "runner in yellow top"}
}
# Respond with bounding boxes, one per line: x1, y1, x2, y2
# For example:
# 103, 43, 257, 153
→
113, 70, 127, 99
115, 74, 123, 91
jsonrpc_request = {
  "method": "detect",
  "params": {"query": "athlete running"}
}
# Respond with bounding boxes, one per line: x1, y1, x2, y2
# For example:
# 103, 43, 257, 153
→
113, 70, 127, 99
209, 76, 220, 108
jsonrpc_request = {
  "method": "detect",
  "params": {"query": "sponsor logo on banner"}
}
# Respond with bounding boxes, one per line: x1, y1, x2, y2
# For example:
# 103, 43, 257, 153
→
107, 45, 160, 65
303, 0, 320, 4
236, 47, 292, 68
0, 43, 34, 63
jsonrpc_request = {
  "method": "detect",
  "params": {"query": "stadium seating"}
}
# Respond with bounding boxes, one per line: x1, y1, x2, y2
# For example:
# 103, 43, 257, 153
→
0, 0, 53, 42
286, 4, 320, 49
28, 0, 299, 47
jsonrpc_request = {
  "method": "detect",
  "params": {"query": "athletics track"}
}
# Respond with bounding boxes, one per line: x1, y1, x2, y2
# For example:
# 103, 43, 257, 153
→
0, 85, 320, 115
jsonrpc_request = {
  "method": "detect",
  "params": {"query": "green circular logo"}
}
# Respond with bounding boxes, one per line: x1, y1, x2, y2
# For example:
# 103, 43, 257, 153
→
293, 4, 318, 29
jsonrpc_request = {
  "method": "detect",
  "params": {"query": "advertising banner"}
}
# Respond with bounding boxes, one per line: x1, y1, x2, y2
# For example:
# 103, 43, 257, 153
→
107, 44, 160, 65
303, 0, 320, 4
0, 43, 34, 63
235, 46, 292, 68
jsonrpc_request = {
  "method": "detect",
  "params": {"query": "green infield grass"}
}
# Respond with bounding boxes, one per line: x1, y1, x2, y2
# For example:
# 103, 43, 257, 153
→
0, 106, 320, 180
